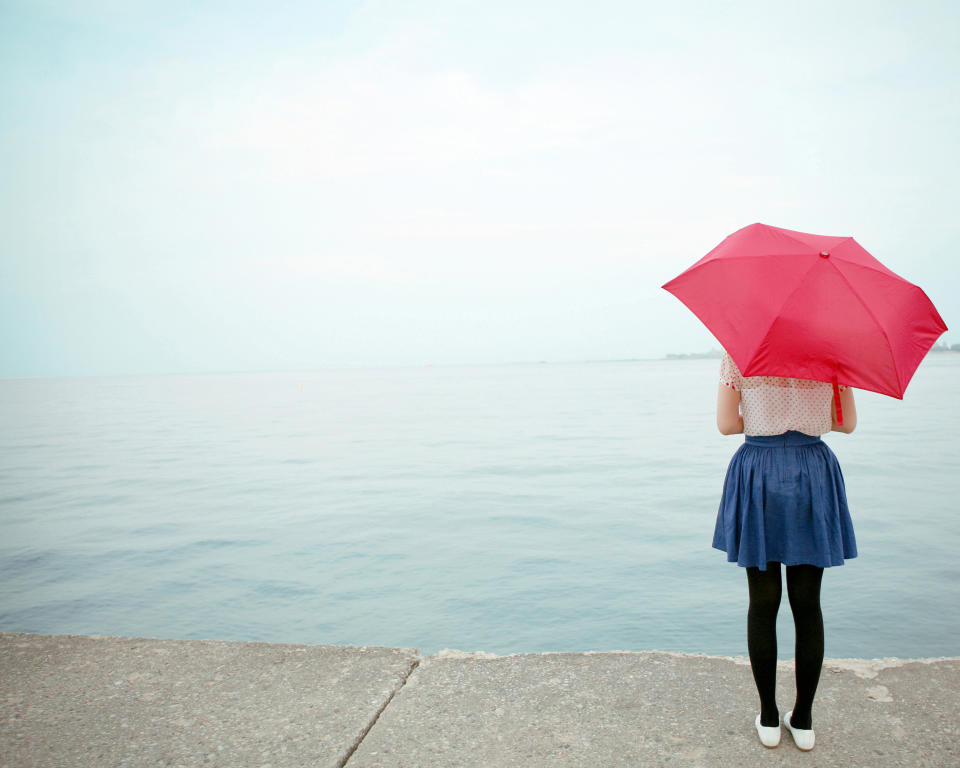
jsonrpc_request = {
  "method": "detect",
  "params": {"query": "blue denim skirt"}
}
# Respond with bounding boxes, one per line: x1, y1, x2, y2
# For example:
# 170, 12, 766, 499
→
712, 431, 858, 571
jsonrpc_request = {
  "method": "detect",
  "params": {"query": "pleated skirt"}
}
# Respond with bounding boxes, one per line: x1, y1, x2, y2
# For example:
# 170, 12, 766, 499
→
712, 430, 857, 571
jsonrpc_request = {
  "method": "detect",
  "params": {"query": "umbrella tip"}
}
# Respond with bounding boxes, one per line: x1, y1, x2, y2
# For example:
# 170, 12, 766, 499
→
820, 250, 830, 258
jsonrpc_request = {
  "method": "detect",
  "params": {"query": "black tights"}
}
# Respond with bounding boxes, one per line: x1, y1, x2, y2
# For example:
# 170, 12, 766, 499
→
746, 562, 824, 730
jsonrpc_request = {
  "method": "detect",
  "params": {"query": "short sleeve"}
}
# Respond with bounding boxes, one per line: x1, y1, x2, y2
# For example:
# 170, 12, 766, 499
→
719, 351, 742, 391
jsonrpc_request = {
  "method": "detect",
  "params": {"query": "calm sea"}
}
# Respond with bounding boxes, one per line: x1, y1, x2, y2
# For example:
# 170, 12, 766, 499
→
1, 355, 958, 659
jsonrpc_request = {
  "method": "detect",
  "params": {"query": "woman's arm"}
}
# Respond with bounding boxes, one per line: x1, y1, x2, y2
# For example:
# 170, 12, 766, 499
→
717, 382, 744, 435
831, 387, 857, 433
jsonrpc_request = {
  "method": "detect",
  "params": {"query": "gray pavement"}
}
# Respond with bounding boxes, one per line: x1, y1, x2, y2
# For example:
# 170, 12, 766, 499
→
1, 633, 957, 767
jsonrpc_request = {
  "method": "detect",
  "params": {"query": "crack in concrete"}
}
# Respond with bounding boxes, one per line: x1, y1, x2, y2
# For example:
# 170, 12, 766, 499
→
338, 653, 423, 768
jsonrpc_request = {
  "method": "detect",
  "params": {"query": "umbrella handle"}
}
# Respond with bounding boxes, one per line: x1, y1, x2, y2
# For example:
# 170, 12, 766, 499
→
832, 377, 843, 426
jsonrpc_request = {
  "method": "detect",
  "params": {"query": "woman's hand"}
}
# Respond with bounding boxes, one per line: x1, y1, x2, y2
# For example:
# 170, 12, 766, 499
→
831, 387, 857, 433
717, 382, 744, 434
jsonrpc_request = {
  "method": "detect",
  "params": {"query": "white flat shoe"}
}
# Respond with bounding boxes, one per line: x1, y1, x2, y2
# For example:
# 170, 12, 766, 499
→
784, 710, 815, 751
755, 714, 781, 748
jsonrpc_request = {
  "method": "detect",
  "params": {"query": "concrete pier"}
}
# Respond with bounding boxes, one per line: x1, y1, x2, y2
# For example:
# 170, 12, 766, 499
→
1, 632, 957, 767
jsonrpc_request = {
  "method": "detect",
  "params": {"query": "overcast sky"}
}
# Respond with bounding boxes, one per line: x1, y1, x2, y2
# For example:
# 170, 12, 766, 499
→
1, 0, 957, 378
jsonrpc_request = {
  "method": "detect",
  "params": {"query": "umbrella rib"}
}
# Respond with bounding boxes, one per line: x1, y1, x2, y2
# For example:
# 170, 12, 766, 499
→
830, 260, 902, 394
746, 256, 822, 368
776, 229, 825, 252
833, 237, 909, 280
749, 255, 900, 391
764, 233, 897, 280
714, 234, 901, 281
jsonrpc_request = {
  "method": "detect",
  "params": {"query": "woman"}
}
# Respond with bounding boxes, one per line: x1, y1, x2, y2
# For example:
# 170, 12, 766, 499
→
713, 350, 858, 751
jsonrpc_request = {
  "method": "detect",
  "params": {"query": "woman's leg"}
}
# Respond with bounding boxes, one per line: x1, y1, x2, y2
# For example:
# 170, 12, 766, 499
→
785, 564, 824, 730
746, 562, 782, 727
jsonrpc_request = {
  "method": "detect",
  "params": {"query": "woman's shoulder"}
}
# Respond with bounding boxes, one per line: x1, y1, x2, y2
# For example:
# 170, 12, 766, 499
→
719, 350, 742, 389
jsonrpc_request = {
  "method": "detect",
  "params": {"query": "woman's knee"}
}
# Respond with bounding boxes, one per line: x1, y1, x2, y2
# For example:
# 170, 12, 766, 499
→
786, 565, 824, 614
747, 563, 783, 615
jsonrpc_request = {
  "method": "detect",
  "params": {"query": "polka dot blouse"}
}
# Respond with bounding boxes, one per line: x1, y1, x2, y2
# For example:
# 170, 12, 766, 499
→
720, 350, 847, 437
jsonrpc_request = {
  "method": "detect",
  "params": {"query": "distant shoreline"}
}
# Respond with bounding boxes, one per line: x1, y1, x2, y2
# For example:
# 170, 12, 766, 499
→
663, 344, 959, 362
664, 350, 723, 360
3, 345, 956, 380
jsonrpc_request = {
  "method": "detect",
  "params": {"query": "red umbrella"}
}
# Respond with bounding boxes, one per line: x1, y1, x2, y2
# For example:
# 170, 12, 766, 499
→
662, 222, 947, 422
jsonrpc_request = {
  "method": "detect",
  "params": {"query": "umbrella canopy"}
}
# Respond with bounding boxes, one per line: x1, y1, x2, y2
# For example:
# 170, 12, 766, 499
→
662, 222, 948, 401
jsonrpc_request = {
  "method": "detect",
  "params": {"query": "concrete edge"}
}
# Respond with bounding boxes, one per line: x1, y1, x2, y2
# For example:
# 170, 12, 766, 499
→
429, 646, 960, 678
7, 632, 958, 681
46, 632, 421, 655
